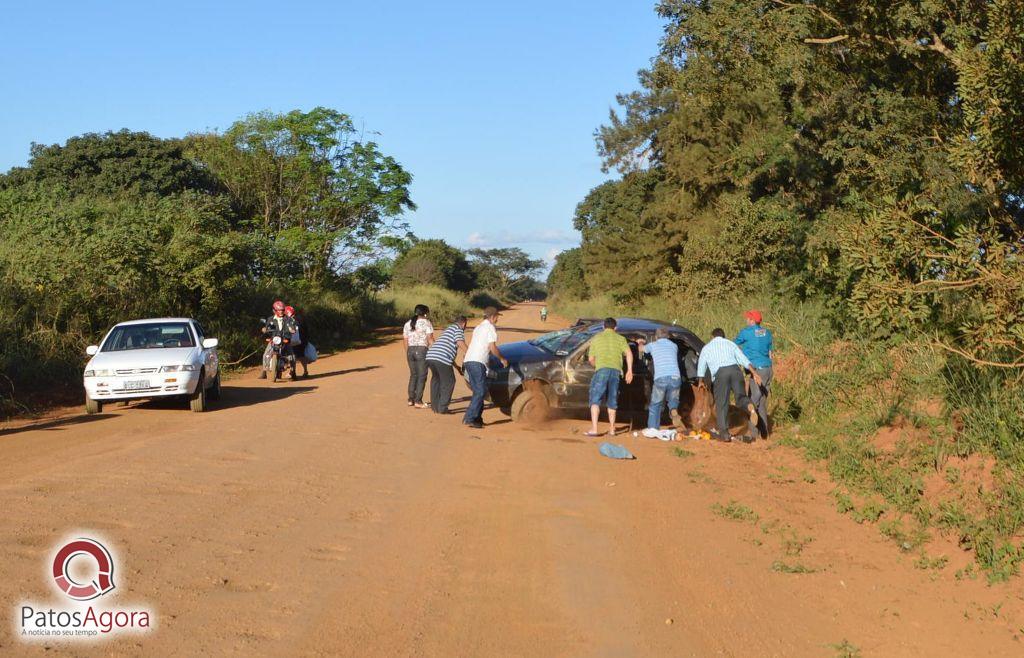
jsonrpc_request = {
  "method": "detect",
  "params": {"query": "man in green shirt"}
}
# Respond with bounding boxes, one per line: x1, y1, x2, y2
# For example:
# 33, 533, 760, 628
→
585, 318, 634, 436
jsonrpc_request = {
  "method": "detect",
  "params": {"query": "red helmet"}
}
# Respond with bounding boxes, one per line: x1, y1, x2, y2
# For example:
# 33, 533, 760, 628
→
272, 300, 285, 312
284, 305, 295, 316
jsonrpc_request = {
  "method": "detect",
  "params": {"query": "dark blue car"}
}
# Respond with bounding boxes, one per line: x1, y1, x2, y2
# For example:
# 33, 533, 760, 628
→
486, 318, 704, 423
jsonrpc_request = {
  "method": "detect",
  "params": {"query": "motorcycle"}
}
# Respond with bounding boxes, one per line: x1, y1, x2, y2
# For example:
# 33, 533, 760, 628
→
261, 321, 296, 383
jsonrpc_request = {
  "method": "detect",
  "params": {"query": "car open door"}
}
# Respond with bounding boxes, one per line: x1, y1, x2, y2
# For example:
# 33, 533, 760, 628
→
563, 339, 596, 408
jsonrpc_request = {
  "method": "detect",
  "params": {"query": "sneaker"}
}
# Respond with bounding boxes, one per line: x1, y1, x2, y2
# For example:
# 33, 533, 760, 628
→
669, 409, 685, 430
465, 420, 484, 429
747, 403, 758, 427
709, 430, 731, 443
736, 434, 755, 444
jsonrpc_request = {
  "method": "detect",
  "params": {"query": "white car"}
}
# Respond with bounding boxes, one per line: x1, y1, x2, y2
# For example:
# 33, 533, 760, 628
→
83, 318, 221, 414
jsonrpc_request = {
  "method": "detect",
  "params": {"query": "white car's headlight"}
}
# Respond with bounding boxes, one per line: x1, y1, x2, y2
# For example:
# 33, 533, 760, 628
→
160, 365, 198, 373
84, 370, 95, 378
85, 369, 113, 377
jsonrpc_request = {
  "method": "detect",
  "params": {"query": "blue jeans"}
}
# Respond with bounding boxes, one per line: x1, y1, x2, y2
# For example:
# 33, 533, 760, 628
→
589, 368, 621, 409
463, 361, 488, 424
648, 376, 681, 429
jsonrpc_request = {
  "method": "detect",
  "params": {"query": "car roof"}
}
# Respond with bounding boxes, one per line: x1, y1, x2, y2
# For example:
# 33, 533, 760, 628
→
580, 318, 704, 348
113, 318, 195, 326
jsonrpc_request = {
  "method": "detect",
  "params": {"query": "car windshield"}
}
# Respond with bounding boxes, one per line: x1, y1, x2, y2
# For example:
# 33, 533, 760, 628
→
102, 322, 195, 352
529, 328, 592, 356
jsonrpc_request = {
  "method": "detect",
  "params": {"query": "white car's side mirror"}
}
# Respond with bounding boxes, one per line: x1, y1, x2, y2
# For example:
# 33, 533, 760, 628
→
86, 345, 99, 356
202, 338, 219, 349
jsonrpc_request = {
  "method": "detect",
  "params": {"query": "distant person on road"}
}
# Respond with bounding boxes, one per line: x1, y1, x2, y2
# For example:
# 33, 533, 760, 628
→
425, 315, 468, 414
462, 307, 508, 429
403, 304, 434, 408
697, 328, 762, 443
735, 310, 773, 438
540, 306, 548, 322
260, 300, 298, 379
585, 318, 633, 437
286, 305, 312, 379
637, 327, 683, 433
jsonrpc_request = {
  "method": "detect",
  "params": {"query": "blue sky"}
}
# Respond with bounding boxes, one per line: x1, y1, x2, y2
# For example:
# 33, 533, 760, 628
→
1, 1, 663, 267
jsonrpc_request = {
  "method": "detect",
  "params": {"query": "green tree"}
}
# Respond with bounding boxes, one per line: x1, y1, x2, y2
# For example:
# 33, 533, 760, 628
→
466, 247, 544, 301
1, 130, 219, 197
546, 247, 589, 300
586, 0, 1023, 365
391, 238, 476, 291
573, 170, 674, 301
189, 107, 415, 281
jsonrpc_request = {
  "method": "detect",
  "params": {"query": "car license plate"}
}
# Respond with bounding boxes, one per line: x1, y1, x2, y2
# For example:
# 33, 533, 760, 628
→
124, 380, 150, 390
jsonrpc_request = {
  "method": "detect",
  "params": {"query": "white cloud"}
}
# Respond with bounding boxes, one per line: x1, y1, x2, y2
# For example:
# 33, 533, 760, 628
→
463, 229, 577, 250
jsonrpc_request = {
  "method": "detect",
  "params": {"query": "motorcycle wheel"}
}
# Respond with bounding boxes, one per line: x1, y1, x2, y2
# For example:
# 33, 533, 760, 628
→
270, 354, 279, 383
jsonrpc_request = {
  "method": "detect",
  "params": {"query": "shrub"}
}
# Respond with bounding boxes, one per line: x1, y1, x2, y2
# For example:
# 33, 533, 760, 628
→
374, 284, 475, 326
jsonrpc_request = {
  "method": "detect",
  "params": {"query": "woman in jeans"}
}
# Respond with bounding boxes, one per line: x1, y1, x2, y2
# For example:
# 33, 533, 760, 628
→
403, 304, 434, 407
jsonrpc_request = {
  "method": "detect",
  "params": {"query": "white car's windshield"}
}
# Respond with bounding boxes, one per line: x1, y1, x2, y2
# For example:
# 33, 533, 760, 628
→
529, 328, 591, 356
102, 322, 195, 352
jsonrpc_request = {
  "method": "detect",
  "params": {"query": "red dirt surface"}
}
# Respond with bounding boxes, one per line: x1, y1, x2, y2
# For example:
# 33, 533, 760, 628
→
1, 303, 1021, 656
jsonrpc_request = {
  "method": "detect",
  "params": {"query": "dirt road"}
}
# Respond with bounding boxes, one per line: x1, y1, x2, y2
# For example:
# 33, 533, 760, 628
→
1, 303, 1021, 656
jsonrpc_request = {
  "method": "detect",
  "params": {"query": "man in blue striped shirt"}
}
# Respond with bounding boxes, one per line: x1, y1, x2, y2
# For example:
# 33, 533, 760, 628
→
426, 316, 468, 414
697, 328, 763, 442
637, 328, 684, 432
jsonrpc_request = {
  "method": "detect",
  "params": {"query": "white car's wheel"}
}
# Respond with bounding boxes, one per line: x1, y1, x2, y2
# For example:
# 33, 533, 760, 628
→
208, 372, 221, 401
189, 373, 207, 413
85, 394, 102, 415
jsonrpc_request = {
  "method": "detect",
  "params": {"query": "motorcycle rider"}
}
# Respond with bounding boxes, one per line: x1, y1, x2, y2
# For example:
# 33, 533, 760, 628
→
260, 300, 298, 379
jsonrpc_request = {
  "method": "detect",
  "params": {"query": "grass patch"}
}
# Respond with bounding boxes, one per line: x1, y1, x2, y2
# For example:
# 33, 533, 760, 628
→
913, 554, 949, 570
829, 639, 862, 658
686, 470, 716, 485
851, 500, 887, 525
771, 560, 817, 574
672, 447, 696, 459
712, 501, 759, 523
374, 284, 476, 325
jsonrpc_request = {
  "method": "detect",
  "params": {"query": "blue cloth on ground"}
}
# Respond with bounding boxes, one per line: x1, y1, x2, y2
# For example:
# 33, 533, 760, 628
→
599, 442, 635, 460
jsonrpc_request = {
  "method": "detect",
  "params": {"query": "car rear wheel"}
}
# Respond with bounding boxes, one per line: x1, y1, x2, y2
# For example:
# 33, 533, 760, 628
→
510, 388, 550, 425
85, 394, 102, 415
189, 373, 207, 412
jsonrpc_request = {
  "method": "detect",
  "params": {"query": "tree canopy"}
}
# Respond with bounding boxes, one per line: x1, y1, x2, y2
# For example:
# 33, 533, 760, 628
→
571, 0, 1024, 368
391, 238, 477, 292
188, 107, 415, 280
0, 108, 416, 399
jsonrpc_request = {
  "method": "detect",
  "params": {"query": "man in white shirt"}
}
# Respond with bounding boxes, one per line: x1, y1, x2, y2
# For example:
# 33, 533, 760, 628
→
462, 306, 509, 429
697, 328, 762, 442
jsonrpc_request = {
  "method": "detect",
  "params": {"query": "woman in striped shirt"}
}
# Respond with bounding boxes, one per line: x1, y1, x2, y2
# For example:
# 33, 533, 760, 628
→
403, 304, 434, 407
425, 316, 468, 414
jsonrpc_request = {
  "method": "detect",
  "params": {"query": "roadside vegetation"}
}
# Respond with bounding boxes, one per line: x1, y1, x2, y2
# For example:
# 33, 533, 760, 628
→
0, 110, 545, 416
549, 1, 1024, 581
